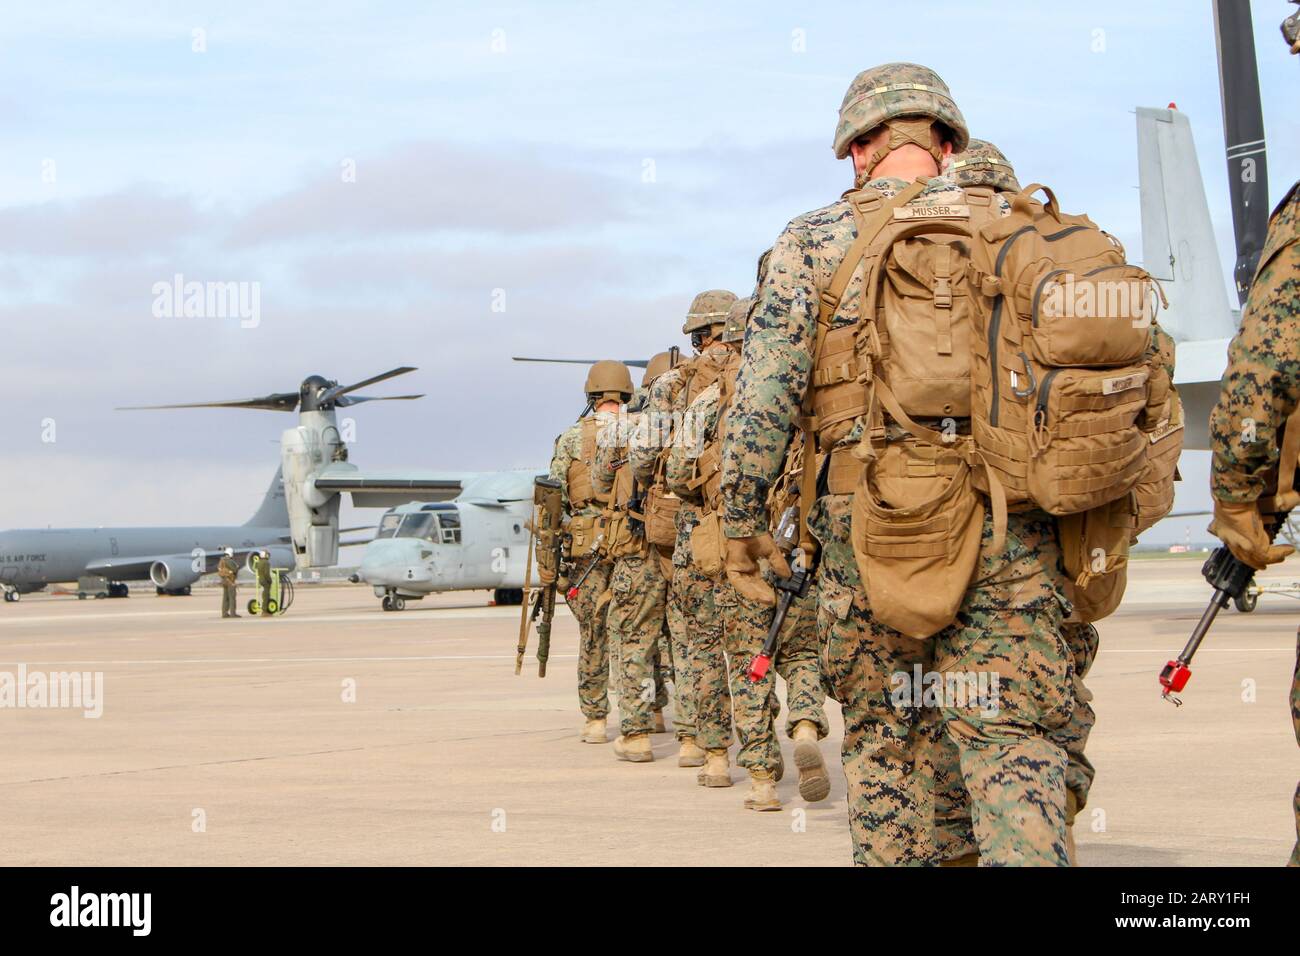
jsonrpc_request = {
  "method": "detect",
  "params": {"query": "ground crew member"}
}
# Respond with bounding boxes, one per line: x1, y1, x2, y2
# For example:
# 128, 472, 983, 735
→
668, 297, 785, 808
253, 550, 272, 617
630, 292, 738, 769
546, 360, 633, 744
1207, 0, 1300, 866
218, 547, 240, 619
719, 63, 1079, 866
593, 353, 677, 761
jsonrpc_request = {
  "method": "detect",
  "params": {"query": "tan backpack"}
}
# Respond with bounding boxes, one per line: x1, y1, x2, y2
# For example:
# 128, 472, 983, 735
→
804, 181, 1177, 637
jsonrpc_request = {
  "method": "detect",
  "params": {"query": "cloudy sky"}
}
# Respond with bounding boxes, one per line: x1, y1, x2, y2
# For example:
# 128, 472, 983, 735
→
1, 0, 1296, 546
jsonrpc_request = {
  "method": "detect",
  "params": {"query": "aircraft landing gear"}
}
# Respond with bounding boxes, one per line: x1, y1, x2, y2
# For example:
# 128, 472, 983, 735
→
493, 588, 523, 606
107, 582, 130, 599
2, 589, 18, 603
381, 593, 406, 612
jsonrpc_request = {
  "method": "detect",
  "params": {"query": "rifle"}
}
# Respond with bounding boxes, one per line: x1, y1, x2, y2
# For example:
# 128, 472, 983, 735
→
517, 476, 565, 678
565, 538, 605, 601
1159, 508, 1291, 704
747, 504, 819, 682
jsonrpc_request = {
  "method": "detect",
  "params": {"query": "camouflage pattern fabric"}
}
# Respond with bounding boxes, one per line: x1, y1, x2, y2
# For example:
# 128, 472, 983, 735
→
665, 565, 696, 740
549, 409, 618, 719
721, 173, 1072, 865
548, 410, 618, 516
1207, 182, 1300, 866
668, 374, 788, 773
590, 403, 671, 734
1209, 185, 1300, 504
831, 62, 969, 160
569, 558, 613, 720
719, 174, 1003, 537
772, 588, 829, 739
932, 618, 1096, 860
606, 554, 671, 734
949, 137, 1021, 194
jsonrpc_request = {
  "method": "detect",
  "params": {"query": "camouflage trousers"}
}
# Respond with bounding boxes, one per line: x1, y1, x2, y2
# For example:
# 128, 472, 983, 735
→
725, 582, 828, 716
607, 550, 671, 736
1291, 628, 1298, 867
814, 493, 1073, 867
664, 552, 697, 740
674, 564, 780, 771
568, 558, 613, 720
773, 589, 830, 739
934, 619, 1097, 859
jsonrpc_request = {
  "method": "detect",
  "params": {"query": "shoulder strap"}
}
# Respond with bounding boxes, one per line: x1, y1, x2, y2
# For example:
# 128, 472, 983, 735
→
794, 179, 927, 556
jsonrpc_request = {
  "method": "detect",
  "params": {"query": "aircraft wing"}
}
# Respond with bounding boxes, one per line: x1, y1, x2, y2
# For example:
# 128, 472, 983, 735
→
457, 470, 544, 504
312, 463, 472, 508
83, 545, 273, 579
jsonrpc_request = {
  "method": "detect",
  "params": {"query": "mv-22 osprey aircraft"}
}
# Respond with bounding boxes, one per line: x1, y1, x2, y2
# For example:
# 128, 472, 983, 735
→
120, 367, 541, 611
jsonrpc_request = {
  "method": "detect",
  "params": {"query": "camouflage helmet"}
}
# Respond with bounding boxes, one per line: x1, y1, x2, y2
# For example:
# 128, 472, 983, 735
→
584, 359, 633, 401
832, 62, 969, 161
641, 349, 677, 387
682, 289, 738, 335
721, 297, 751, 344
949, 138, 1022, 193
1284, 1, 1300, 53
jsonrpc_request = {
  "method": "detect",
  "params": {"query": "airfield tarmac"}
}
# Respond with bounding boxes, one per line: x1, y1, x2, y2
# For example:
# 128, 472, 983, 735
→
0, 556, 1296, 867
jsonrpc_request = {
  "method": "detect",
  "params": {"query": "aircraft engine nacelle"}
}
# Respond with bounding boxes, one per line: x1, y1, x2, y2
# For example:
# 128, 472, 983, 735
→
149, 559, 202, 590
244, 547, 296, 573
280, 423, 340, 569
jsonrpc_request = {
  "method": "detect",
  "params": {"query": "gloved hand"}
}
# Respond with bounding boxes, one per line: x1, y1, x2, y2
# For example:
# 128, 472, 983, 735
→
1209, 499, 1295, 571
537, 564, 557, 586
725, 534, 792, 607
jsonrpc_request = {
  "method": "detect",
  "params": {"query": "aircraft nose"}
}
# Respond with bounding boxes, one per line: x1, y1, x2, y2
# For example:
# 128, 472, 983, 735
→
357, 540, 434, 586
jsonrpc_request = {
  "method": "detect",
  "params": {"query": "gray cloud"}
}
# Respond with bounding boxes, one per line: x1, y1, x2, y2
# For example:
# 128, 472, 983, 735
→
226, 142, 638, 246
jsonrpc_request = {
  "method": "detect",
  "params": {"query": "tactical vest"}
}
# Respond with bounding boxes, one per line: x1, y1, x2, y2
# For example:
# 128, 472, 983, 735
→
600, 426, 649, 560
565, 416, 610, 558
566, 416, 609, 510
802, 180, 1178, 635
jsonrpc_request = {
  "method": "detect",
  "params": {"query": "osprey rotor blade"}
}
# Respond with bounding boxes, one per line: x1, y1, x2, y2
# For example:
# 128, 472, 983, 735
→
116, 392, 301, 412
317, 367, 418, 406
513, 356, 650, 369
334, 393, 426, 407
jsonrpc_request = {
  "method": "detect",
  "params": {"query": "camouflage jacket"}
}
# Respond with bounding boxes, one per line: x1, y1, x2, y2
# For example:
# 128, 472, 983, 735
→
666, 380, 723, 503
548, 409, 618, 517
1210, 182, 1300, 503
629, 345, 731, 486
719, 173, 1002, 538
592, 391, 644, 499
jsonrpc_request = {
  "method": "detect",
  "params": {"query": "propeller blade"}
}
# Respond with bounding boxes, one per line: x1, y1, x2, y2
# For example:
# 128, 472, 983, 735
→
117, 392, 300, 412
512, 356, 649, 369
318, 367, 418, 406
334, 393, 425, 407
1213, 0, 1270, 304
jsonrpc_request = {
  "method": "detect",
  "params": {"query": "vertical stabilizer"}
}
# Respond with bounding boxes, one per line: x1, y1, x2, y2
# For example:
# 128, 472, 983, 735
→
244, 467, 289, 528
1136, 106, 1237, 342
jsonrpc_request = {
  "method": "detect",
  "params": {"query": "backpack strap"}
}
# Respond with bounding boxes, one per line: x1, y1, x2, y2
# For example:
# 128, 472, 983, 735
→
795, 180, 927, 556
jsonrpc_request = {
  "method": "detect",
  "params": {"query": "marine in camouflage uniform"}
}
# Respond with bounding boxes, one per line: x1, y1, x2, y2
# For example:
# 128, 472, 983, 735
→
593, 367, 674, 760
719, 64, 1076, 866
548, 361, 634, 744
630, 292, 738, 769
1207, 151, 1300, 867
667, 298, 794, 808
